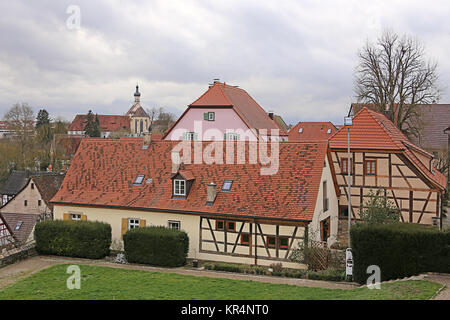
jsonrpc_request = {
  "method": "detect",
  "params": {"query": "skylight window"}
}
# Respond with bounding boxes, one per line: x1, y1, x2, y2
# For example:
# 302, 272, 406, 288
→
222, 180, 233, 192
327, 128, 332, 134
15, 221, 23, 231
133, 174, 145, 185
298, 128, 303, 133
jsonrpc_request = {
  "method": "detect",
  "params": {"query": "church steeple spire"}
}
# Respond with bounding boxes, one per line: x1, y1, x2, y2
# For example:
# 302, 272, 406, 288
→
134, 84, 141, 102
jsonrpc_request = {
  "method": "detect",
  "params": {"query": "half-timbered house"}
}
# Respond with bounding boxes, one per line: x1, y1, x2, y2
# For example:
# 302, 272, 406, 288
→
329, 107, 447, 245
51, 138, 338, 268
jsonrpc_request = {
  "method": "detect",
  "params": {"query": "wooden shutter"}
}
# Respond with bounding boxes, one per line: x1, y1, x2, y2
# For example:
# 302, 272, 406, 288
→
194, 133, 198, 141
63, 213, 70, 221
204, 112, 208, 120
81, 214, 87, 221
121, 218, 128, 237
224, 133, 227, 140
139, 219, 146, 227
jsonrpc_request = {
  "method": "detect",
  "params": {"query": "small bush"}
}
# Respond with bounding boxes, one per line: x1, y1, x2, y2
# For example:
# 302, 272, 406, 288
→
210, 262, 243, 273
306, 269, 345, 282
269, 262, 283, 273
351, 223, 450, 284
35, 220, 111, 259
124, 226, 189, 267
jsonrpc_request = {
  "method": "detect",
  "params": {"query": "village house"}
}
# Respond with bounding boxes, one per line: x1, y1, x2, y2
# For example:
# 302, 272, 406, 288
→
163, 81, 289, 142
67, 86, 151, 138
51, 138, 339, 269
0, 213, 15, 251
0, 173, 65, 220
288, 122, 337, 142
329, 107, 447, 245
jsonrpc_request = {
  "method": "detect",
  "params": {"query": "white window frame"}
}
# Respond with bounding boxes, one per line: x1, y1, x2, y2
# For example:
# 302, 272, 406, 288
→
70, 214, 81, 221
168, 220, 181, 230
173, 179, 186, 196
208, 112, 215, 121
128, 218, 140, 230
186, 132, 195, 141
225, 133, 239, 141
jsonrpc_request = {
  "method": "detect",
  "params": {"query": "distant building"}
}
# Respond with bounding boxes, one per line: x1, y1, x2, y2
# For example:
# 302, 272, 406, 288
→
0, 212, 40, 245
288, 122, 337, 141
67, 86, 151, 137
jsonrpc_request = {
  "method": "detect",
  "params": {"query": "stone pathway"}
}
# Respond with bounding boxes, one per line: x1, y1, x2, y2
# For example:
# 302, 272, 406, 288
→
423, 274, 450, 300
0, 255, 358, 290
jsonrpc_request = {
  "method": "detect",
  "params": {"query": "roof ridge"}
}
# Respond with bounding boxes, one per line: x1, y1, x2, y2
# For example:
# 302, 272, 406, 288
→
364, 108, 404, 150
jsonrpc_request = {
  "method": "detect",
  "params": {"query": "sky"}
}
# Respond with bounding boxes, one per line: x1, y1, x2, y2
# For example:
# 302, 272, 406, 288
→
0, 1, 449, 126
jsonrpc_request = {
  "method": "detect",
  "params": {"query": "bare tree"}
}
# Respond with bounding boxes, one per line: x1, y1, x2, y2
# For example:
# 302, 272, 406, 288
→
146, 106, 176, 134
355, 30, 441, 139
3, 103, 35, 168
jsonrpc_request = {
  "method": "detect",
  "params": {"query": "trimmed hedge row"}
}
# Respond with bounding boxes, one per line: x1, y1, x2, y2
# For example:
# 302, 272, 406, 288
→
35, 220, 111, 259
351, 223, 450, 284
123, 226, 189, 267
203, 262, 346, 281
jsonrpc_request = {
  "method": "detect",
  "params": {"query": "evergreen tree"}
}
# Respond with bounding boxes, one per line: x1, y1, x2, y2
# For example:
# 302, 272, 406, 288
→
36, 109, 50, 128
93, 114, 101, 137
84, 110, 96, 137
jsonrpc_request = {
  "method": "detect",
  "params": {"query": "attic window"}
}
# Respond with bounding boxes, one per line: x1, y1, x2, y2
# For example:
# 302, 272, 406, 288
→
133, 174, 145, 185
327, 129, 332, 134
173, 179, 186, 196
15, 221, 23, 231
221, 180, 233, 192
204, 112, 215, 121
142, 144, 149, 150
298, 128, 303, 133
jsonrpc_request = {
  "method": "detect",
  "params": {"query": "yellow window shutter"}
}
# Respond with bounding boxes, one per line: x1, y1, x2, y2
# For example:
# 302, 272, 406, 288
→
121, 218, 128, 237
139, 219, 146, 228
63, 213, 70, 221
81, 214, 87, 221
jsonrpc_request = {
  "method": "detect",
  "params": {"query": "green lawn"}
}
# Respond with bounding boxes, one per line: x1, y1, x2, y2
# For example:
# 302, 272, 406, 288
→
0, 264, 441, 300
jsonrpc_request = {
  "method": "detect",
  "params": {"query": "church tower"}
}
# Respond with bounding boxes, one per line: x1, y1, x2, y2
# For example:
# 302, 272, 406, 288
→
126, 85, 150, 135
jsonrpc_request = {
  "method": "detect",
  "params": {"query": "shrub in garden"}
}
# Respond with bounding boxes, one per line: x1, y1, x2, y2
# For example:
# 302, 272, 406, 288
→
35, 220, 111, 259
351, 223, 450, 284
123, 226, 189, 267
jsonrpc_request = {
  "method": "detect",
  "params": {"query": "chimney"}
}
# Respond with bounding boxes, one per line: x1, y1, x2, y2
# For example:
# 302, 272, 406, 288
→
143, 132, 152, 146
206, 182, 217, 205
268, 111, 274, 120
171, 151, 181, 173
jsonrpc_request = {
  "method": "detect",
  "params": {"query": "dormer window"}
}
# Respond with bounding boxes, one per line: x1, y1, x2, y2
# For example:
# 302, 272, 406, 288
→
221, 180, 233, 192
133, 174, 145, 185
173, 179, 186, 196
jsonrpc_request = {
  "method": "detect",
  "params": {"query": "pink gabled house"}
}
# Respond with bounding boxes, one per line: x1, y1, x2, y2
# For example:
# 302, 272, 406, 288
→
163, 81, 288, 141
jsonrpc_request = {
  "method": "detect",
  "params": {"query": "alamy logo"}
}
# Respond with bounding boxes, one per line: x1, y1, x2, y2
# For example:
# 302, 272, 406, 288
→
366, 265, 381, 289
66, 265, 81, 289
66, 5, 81, 30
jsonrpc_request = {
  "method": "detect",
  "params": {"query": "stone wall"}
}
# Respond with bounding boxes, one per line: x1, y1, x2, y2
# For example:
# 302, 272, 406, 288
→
0, 242, 37, 268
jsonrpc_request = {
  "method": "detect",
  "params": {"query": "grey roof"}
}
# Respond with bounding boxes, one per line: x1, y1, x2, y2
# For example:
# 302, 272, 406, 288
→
1, 170, 58, 196
1, 171, 30, 196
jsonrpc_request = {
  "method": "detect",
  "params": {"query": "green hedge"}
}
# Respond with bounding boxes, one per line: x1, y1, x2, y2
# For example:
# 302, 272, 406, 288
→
123, 226, 189, 267
351, 223, 450, 284
35, 220, 111, 259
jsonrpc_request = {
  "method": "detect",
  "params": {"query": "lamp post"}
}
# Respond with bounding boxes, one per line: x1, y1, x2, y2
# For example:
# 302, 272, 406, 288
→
344, 115, 353, 247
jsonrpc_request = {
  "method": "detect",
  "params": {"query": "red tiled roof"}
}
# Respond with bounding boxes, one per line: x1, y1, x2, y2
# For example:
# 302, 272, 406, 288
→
330, 107, 446, 189
51, 139, 328, 222
352, 104, 450, 151
165, 82, 281, 138
288, 122, 337, 141
68, 115, 130, 132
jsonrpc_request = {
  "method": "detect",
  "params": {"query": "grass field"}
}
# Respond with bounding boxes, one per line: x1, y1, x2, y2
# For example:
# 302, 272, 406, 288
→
0, 264, 442, 300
